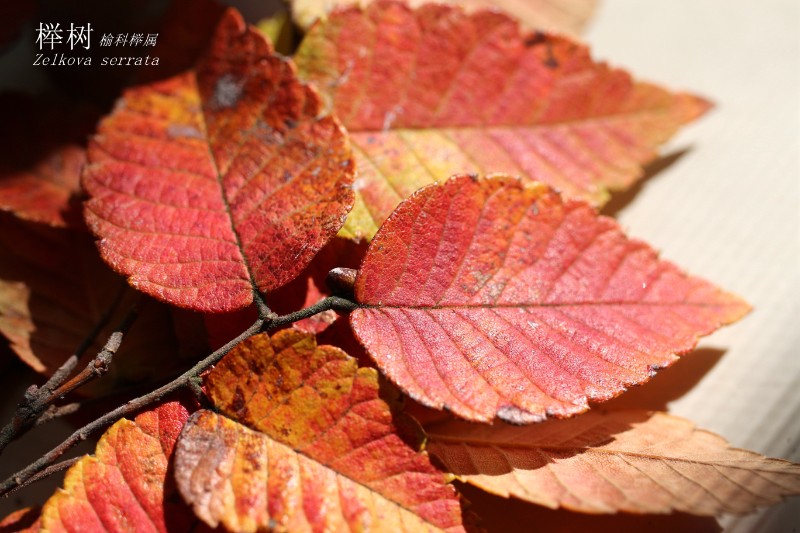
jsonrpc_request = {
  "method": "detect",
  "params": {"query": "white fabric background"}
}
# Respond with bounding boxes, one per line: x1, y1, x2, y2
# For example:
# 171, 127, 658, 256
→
586, 1, 799, 530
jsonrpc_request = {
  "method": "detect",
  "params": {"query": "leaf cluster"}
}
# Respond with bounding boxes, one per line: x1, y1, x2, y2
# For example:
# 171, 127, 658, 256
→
0, 1, 797, 531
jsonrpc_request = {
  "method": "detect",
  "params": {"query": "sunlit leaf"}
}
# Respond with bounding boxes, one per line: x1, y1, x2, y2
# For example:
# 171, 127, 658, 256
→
38, 401, 202, 533
426, 410, 800, 515
351, 175, 749, 422
174, 330, 465, 532
295, 1, 709, 240
83, 8, 354, 312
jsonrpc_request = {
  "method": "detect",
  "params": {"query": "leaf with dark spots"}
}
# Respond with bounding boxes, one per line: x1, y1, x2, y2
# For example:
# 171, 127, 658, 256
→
83, 8, 355, 312
174, 329, 465, 532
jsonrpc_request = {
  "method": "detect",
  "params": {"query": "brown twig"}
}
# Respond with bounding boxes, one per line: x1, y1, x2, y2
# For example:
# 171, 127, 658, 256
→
0, 297, 139, 455
3, 458, 80, 497
0, 295, 359, 496
33, 403, 82, 427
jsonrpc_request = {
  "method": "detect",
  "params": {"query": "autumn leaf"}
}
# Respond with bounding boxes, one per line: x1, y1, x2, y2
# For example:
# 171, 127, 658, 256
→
0, 213, 199, 393
83, 8, 355, 312
291, 0, 598, 36
425, 410, 800, 515
203, 237, 366, 348
351, 175, 749, 423
38, 401, 203, 532
295, 1, 709, 240
174, 329, 465, 532
0, 93, 97, 228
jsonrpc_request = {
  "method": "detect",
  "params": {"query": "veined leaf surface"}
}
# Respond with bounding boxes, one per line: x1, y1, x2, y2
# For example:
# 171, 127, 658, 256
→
295, 1, 709, 240
38, 402, 201, 533
351, 175, 749, 422
174, 330, 465, 532
83, 8, 354, 312
426, 410, 800, 515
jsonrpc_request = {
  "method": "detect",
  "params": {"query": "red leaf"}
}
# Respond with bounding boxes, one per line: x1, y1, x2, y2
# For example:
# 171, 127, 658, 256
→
38, 401, 204, 532
83, 8, 355, 312
174, 330, 465, 532
204, 237, 367, 347
351, 175, 750, 422
295, 1, 709, 240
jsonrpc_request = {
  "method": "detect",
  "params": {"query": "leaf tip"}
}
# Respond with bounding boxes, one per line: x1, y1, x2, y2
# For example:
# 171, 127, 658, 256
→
678, 92, 715, 123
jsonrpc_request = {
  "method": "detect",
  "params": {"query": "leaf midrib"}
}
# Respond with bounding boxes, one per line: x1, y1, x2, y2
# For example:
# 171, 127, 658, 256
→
196, 73, 261, 299
358, 301, 735, 310
427, 433, 789, 471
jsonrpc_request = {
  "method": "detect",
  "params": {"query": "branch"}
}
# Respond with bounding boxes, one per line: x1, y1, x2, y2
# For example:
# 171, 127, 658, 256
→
0, 295, 360, 496
0, 317, 266, 497
0, 296, 138, 454
264, 296, 358, 330
3, 458, 80, 497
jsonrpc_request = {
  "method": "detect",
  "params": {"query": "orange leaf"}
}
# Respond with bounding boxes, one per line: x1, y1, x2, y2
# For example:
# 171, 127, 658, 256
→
174, 330, 465, 532
291, 0, 599, 36
295, 1, 709, 240
425, 410, 800, 515
83, 8, 354, 312
351, 175, 749, 422
38, 401, 203, 532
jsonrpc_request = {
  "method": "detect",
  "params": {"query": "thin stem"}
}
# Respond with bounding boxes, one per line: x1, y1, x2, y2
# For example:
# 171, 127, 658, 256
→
4, 458, 80, 497
34, 403, 81, 427
0, 297, 139, 455
49, 305, 139, 400
0, 295, 360, 495
0, 317, 266, 497
264, 296, 358, 330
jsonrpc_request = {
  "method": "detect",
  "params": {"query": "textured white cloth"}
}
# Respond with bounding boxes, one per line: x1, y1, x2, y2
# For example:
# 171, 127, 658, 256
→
587, 1, 800, 530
